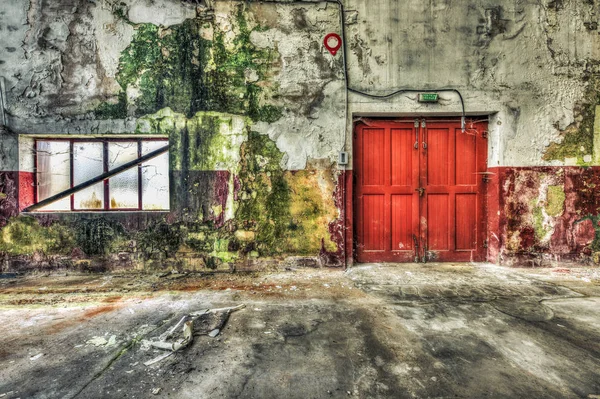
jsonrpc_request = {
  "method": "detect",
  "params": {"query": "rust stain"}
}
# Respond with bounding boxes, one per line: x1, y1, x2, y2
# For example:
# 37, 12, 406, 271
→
45, 297, 124, 335
81, 304, 120, 319
102, 295, 123, 303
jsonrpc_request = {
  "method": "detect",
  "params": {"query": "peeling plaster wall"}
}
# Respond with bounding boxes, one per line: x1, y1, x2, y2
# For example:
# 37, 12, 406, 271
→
1, 1, 345, 168
343, 0, 600, 168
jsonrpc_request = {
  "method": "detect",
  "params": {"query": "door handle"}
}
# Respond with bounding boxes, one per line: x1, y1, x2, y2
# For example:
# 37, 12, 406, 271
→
415, 187, 425, 197
414, 127, 419, 149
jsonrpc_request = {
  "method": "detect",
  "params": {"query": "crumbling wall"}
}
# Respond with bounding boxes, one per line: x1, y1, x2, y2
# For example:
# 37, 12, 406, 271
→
0, 0, 346, 272
488, 167, 600, 266
2, 0, 600, 269
343, 0, 600, 167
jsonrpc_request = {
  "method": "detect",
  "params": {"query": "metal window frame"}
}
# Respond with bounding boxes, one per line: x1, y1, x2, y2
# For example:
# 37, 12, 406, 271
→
31, 137, 169, 212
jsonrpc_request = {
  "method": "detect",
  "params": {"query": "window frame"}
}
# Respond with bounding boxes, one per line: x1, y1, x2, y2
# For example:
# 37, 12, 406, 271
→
33, 137, 170, 212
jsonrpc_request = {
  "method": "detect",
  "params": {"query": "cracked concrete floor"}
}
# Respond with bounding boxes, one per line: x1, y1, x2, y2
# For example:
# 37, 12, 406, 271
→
1, 263, 600, 399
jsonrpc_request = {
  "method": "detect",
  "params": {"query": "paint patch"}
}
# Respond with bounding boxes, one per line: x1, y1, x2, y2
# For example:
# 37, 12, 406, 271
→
544, 77, 600, 165
546, 185, 565, 217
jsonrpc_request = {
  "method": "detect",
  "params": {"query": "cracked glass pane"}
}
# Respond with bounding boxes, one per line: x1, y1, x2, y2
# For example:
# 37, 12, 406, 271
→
73, 142, 104, 210
36, 141, 71, 211
141, 141, 169, 210
108, 141, 139, 209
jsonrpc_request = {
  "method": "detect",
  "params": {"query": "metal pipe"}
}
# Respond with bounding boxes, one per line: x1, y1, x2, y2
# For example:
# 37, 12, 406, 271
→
0, 77, 7, 127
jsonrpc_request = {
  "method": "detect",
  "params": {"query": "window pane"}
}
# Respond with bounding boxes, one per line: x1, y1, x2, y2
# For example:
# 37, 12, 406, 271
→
36, 141, 71, 211
108, 141, 139, 209
73, 142, 104, 210
141, 141, 169, 210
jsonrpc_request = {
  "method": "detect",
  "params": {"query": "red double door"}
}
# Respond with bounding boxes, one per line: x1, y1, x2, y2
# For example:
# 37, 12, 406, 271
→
354, 119, 487, 263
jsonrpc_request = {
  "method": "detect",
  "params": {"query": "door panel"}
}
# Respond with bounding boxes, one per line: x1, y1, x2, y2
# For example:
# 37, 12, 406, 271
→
391, 194, 413, 251
391, 128, 414, 186
456, 194, 477, 250
362, 194, 385, 251
422, 122, 487, 262
455, 131, 476, 185
355, 119, 487, 263
426, 128, 450, 186
356, 121, 419, 262
361, 128, 386, 186
427, 194, 450, 251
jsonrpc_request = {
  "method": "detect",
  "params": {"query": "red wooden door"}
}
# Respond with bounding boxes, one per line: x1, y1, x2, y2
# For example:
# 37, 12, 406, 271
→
355, 119, 487, 263
355, 121, 420, 262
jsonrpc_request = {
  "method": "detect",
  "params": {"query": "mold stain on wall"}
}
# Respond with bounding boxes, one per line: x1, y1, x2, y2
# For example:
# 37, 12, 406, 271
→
97, 5, 282, 122
0, 2, 344, 272
544, 77, 600, 165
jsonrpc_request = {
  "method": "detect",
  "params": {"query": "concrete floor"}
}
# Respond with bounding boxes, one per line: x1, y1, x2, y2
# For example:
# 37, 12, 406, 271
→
1, 263, 599, 399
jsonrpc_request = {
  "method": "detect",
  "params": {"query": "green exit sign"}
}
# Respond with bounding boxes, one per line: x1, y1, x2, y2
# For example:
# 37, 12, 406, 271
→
418, 93, 439, 103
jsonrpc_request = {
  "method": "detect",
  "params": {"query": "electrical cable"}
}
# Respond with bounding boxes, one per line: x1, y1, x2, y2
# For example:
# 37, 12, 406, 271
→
347, 87, 466, 117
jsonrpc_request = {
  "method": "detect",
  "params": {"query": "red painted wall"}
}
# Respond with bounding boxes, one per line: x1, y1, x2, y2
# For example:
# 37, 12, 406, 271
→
487, 166, 600, 266
18, 172, 35, 211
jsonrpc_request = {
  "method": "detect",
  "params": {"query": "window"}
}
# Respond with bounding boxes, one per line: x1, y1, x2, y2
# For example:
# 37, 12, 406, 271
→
34, 139, 169, 211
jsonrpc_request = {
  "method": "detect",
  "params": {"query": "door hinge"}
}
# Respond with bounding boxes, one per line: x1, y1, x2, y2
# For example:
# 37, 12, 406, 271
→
421, 119, 426, 128
482, 130, 488, 139
482, 176, 491, 183
483, 239, 488, 249
414, 119, 419, 128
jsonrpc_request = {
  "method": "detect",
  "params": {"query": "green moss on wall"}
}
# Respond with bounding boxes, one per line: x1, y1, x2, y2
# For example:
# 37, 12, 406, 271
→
236, 131, 291, 254
544, 77, 600, 164
0, 217, 74, 256
546, 185, 565, 217
575, 215, 600, 259
95, 92, 127, 119
74, 219, 126, 256
234, 133, 338, 255
136, 221, 185, 260
532, 205, 550, 241
287, 171, 338, 253
590, 215, 600, 254
187, 113, 244, 170
98, 5, 282, 122
137, 108, 248, 174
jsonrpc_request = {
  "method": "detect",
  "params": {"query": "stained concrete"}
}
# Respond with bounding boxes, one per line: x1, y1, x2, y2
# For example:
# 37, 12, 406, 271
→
1, 263, 599, 398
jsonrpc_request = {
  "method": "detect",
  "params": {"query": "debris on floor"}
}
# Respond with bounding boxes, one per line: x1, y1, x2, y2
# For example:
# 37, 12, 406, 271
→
142, 304, 245, 365
86, 335, 117, 347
